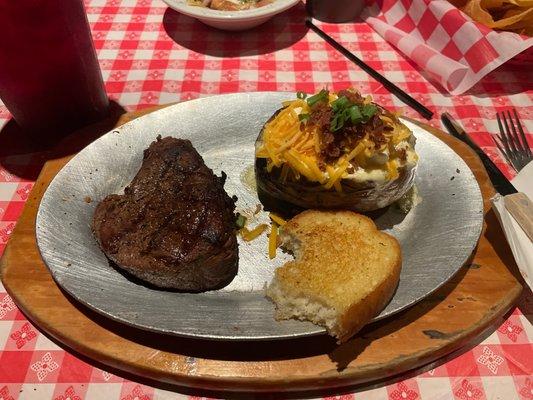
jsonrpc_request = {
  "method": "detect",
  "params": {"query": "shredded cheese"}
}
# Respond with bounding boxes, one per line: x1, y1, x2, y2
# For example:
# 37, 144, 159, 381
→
256, 91, 415, 190
269, 213, 287, 226
386, 160, 399, 180
325, 161, 349, 189
240, 224, 268, 242
345, 140, 366, 162
269, 222, 278, 259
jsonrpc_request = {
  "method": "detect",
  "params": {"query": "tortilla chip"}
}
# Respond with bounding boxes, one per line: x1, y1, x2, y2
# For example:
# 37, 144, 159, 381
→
462, 0, 497, 25
506, 0, 533, 7
456, 0, 533, 35
481, 0, 506, 8
491, 6, 533, 27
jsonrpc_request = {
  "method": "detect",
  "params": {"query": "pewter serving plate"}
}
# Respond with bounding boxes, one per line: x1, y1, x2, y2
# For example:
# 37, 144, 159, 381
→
36, 92, 483, 340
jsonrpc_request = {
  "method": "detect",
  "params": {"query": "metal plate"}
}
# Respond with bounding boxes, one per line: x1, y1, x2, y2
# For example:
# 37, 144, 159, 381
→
36, 92, 484, 340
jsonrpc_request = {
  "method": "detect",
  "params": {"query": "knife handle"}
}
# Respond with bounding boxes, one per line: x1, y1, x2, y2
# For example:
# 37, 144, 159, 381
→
504, 193, 533, 242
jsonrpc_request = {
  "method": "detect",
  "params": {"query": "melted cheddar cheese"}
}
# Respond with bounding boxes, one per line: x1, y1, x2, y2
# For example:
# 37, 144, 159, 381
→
255, 93, 418, 190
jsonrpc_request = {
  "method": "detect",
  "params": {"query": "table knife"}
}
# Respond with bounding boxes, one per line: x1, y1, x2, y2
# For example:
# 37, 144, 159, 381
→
441, 112, 517, 195
441, 112, 533, 241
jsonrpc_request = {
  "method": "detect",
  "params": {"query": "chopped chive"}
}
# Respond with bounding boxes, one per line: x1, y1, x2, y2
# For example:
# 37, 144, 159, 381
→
298, 113, 310, 122
361, 104, 378, 120
296, 91, 307, 100
235, 214, 247, 229
331, 113, 346, 132
331, 96, 349, 111
306, 89, 329, 107
304, 90, 379, 134
348, 105, 362, 123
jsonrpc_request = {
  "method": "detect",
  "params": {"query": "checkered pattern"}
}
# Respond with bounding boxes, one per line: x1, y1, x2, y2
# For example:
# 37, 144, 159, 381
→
0, 0, 532, 398
363, 0, 533, 94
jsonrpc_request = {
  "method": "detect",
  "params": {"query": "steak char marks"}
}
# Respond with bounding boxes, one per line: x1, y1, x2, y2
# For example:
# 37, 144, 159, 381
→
92, 136, 238, 291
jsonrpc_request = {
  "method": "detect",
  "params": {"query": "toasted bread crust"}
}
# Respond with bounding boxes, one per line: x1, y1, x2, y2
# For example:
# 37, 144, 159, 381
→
266, 210, 401, 343
336, 241, 401, 342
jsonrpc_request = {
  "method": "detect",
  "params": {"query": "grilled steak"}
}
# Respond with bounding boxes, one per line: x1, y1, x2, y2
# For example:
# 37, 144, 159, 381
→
92, 136, 238, 291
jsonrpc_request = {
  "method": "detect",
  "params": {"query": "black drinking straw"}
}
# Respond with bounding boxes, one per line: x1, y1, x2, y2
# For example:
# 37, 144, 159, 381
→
306, 19, 434, 120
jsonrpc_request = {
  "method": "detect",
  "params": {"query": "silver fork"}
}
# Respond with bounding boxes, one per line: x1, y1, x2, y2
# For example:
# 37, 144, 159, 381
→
493, 109, 532, 172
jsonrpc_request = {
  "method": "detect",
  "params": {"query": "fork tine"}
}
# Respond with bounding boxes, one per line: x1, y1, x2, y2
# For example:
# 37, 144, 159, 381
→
506, 110, 525, 153
497, 112, 514, 153
492, 134, 516, 171
495, 132, 506, 144
512, 109, 532, 157
497, 112, 523, 172
500, 111, 519, 153
494, 132, 509, 157
495, 109, 532, 172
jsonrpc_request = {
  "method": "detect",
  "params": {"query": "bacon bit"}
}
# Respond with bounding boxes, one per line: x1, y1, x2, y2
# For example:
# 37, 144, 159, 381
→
306, 93, 397, 164
337, 89, 363, 103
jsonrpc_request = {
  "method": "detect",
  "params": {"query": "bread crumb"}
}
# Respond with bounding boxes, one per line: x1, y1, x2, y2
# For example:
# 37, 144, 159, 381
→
84, 196, 92, 203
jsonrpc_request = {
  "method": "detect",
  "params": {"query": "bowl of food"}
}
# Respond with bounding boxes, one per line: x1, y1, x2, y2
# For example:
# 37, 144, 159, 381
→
255, 89, 419, 212
162, 0, 301, 30
448, 0, 533, 36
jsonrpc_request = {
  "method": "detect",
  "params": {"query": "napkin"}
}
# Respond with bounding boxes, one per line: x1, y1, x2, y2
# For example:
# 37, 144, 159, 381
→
491, 161, 533, 291
361, 0, 533, 94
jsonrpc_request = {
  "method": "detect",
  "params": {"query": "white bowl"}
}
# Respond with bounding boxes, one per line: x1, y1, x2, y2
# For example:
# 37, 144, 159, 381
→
162, 0, 301, 31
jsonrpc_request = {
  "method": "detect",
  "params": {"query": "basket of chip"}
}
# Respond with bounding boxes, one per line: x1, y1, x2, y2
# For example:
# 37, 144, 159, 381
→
362, 0, 533, 94
450, 0, 533, 36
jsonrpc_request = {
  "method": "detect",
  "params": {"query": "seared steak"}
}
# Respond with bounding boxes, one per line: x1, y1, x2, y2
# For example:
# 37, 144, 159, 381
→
92, 136, 238, 291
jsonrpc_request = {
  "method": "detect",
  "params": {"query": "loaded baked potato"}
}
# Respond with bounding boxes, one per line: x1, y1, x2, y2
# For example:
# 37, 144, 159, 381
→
255, 89, 418, 212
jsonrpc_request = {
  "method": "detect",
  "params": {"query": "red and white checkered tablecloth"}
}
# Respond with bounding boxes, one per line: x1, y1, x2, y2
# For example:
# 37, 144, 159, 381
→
0, 0, 532, 399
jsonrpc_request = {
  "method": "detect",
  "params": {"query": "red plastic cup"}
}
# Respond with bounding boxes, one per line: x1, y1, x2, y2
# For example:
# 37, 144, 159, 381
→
0, 0, 109, 143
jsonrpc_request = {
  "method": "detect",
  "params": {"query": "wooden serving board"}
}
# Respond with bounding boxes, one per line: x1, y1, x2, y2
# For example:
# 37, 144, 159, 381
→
0, 106, 522, 393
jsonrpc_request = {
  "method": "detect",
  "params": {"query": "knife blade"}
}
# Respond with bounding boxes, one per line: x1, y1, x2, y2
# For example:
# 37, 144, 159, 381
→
441, 112, 517, 196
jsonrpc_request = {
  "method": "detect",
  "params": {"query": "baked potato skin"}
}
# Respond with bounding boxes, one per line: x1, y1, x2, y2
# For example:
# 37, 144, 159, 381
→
254, 110, 417, 212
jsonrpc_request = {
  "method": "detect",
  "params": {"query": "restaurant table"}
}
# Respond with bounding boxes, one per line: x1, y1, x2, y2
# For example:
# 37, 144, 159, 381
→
0, 0, 532, 399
